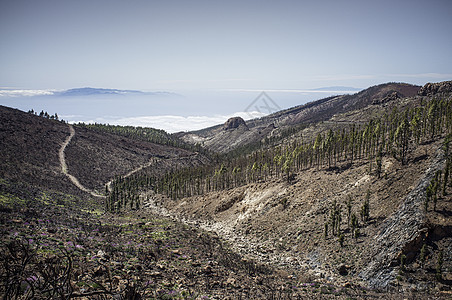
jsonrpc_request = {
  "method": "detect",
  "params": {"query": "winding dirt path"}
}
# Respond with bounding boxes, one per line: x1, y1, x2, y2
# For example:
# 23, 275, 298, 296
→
105, 158, 158, 192
59, 124, 105, 198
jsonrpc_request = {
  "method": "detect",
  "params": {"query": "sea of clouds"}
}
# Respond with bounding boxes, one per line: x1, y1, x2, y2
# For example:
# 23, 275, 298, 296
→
0, 87, 359, 133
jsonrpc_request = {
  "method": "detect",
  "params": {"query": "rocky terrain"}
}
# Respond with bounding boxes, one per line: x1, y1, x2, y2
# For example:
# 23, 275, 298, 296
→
179, 82, 421, 153
1, 81, 452, 299
155, 138, 451, 292
155, 81, 452, 297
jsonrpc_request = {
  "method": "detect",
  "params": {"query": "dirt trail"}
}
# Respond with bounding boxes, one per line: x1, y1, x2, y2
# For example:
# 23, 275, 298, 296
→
59, 124, 105, 198
106, 152, 203, 192
105, 158, 158, 192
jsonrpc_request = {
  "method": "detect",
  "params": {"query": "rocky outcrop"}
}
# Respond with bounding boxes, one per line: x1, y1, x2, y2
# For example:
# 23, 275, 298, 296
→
358, 146, 446, 288
223, 117, 248, 131
179, 82, 421, 153
418, 80, 452, 96
372, 91, 402, 105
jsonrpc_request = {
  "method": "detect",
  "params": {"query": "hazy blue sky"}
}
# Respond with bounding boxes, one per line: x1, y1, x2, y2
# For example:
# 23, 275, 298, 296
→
1, 0, 451, 91
1, 0, 451, 132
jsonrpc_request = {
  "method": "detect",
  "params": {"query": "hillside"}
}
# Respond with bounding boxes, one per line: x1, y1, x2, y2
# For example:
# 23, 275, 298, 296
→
0, 106, 83, 198
147, 80, 452, 297
0, 106, 208, 196
1, 106, 334, 298
160, 138, 451, 290
1, 81, 452, 299
179, 82, 421, 153
0, 107, 288, 299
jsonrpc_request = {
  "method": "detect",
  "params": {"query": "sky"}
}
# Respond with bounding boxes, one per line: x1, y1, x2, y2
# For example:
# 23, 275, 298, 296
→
1, 0, 452, 131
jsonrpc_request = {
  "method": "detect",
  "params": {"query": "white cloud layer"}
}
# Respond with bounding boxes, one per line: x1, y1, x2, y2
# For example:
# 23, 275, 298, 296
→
0, 89, 57, 97
219, 88, 361, 94
71, 111, 266, 133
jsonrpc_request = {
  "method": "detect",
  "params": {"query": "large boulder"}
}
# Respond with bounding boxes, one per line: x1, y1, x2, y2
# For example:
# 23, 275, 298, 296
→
223, 117, 248, 131
372, 91, 402, 105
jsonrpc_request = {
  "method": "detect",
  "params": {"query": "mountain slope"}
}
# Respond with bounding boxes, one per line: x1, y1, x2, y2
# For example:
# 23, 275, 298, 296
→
0, 111, 387, 299
180, 82, 421, 153
0, 105, 207, 197
1, 81, 451, 298
0, 105, 81, 197
150, 81, 452, 295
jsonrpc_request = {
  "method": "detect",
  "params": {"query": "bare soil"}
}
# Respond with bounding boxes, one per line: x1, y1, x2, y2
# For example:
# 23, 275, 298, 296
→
152, 139, 451, 297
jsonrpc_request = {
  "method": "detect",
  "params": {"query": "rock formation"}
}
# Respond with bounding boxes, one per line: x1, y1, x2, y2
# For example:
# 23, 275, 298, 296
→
418, 80, 452, 96
223, 117, 248, 131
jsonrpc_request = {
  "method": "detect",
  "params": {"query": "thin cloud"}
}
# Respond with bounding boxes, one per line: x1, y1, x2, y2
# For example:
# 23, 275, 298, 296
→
0, 89, 58, 97
312, 73, 452, 83
71, 111, 267, 133
385, 73, 452, 79
312, 74, 377, 82
219, 88, 360, 94
154, 78, 252, 85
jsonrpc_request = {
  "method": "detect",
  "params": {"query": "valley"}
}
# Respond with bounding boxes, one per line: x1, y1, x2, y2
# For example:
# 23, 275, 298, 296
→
1, 81, 452, 299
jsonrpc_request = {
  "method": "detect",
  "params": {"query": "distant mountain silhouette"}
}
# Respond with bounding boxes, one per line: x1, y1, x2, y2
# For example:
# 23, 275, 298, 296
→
56, 87, 177, 97
57, 87, 143, 96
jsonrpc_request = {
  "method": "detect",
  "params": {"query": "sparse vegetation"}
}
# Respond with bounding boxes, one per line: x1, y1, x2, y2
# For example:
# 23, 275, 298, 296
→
360, 190, 371, 224
436, 250, 443, 281
28, 109, 61, 121
76, 122, 207, 154
2, 82, 452, 298
420, 243, 427, 267
124, 94, 452, 203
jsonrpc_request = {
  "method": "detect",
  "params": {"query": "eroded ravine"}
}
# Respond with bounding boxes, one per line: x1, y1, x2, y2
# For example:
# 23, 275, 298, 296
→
142, 142, 448, 289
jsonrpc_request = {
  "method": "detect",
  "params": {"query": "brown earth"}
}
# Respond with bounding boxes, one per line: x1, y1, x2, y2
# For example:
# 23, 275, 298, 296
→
179, 82, 421, 153
151, 138, 451, 296
1, 81, 451, 299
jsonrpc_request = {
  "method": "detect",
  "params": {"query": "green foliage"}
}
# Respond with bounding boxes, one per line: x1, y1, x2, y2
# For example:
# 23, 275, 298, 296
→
436, 250, 443, 281
443, 136, 451, 196
338, 233, 345, 247
28, 109, 61, 122
346, 195, 352, 227
350, 213, 360, 240
106, 95, 452, 210
400, 254, 406, 272
394, 111, 411, 165
105, 175, 145, 213
420, 243, 427, 267
426, 170, 442, 212
360, 190, 370, 224
353, 228, 360, 240
375, 148, 383, 178
328, 200, 342, 237
76, 122, 205, 154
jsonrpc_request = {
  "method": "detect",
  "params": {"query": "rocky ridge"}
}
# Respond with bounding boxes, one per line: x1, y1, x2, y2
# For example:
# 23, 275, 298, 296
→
418, 81, 452, 96
359, 145, 446, 288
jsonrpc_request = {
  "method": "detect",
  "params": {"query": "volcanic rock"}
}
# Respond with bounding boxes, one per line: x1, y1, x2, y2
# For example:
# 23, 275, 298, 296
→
223, 117, 248, 131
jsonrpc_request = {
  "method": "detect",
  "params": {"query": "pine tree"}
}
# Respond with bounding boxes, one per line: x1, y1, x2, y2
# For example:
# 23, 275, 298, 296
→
375, 148, 383, 179
400, 254, 406, 272
360, 190, 370, 223
338, 233, 345, 247
346, 195, 352, 227
443, 161, 450, 196
351, 213, 359, 240
420, 243, 427, 268
436, 250, 443, 281
394, 111, 411, 165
